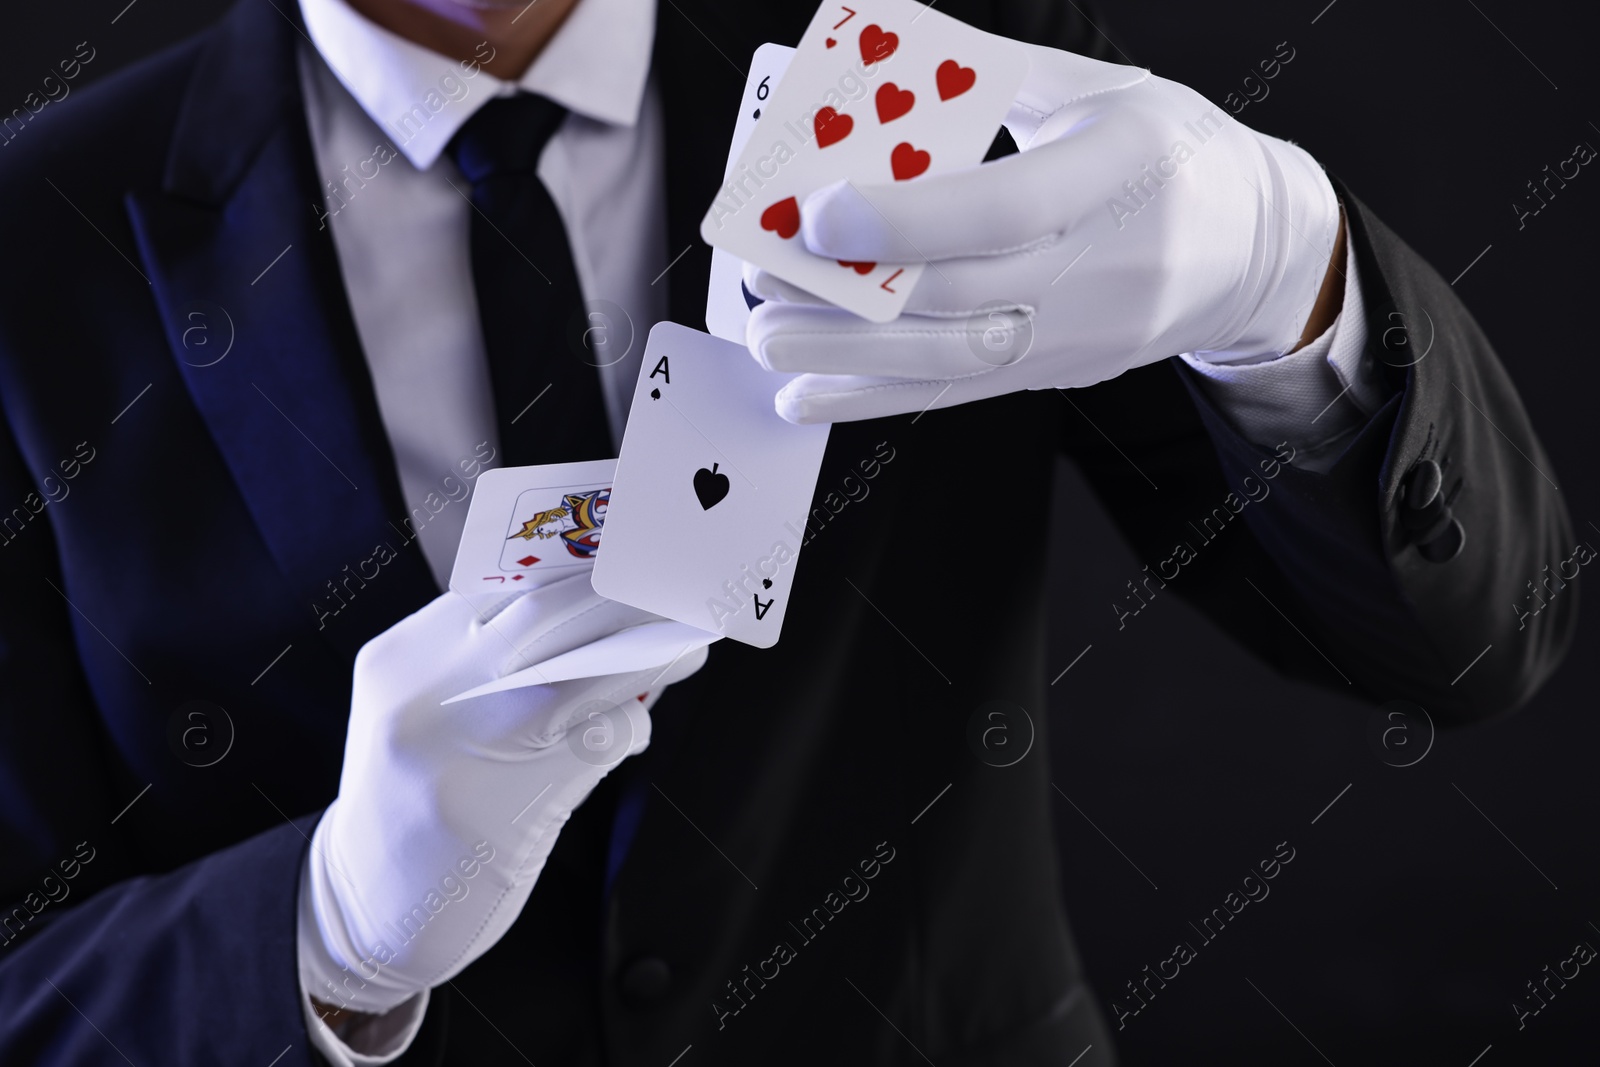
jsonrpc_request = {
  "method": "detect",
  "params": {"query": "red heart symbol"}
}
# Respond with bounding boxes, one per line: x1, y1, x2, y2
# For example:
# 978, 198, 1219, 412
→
825, 37, 836, 48
875, 83, 914, 124
936, 59, 977, 100
760, 197, 801, 239
838, 260, 876, 274
814, 106, 853, 148
859, 24, 899, 63
890, 142, 930, 181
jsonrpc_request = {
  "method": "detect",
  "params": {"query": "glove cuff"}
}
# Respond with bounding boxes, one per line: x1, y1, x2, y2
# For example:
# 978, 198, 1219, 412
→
298, 812, 431, 1015
1198, 132, 1342, 362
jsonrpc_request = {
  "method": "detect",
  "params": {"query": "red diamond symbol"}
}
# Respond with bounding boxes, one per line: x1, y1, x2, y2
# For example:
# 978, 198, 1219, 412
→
517, 556, 539, 567
511, 575, 524, 581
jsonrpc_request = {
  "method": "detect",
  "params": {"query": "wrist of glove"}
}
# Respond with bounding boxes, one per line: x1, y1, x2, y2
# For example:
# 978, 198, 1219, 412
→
743, 42, 1343, 423
298, 575, 709, 1015
1185, 130, 1341, 363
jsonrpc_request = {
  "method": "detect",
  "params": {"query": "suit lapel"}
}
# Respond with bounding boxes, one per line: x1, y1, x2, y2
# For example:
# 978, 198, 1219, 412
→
125, 0, 437, 658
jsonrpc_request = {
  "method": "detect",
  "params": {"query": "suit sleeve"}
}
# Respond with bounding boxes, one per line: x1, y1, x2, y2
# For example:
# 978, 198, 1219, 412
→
0, 416, 324, 1065
991, 0, 1575, 716
1057, 176, 1576, 724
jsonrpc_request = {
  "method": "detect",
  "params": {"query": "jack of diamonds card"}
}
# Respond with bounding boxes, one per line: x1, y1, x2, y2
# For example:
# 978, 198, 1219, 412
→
449, 460, 616, 601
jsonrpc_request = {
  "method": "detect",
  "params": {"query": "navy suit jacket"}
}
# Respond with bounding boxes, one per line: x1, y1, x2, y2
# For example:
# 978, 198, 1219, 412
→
0, 0, 1575, 1063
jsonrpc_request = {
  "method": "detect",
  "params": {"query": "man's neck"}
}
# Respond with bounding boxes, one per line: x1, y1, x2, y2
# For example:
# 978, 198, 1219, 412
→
339, 0, 583, 80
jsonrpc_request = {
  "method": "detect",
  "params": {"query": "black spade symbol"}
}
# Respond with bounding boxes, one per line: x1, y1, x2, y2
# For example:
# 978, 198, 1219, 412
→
650, 388, 661, 400
753, 108, 762, 119
762, 578, 772, 588
693, 462, 730, 510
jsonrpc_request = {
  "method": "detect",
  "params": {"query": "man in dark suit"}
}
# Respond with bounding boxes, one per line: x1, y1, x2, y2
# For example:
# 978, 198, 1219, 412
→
0, 0, 1574, 1063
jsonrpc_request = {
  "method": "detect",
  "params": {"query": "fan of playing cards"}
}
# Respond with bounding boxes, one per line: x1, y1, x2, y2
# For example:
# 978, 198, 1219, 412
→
446, 1, 1027, 698
704, 0, 1028, 325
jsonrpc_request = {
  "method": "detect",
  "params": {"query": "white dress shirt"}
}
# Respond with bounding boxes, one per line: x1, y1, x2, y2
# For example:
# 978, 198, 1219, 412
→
292, 0, 1376, 1059
1182, 227, 1384, 473
298, 0, 666, 591
294, 0, 664, 1058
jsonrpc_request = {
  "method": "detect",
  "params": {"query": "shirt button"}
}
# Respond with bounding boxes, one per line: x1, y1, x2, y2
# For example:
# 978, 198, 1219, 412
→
619, 956, 672, 1007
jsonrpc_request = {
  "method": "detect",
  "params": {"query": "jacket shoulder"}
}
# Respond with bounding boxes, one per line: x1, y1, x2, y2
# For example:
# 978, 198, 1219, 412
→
0, 32, 208, 206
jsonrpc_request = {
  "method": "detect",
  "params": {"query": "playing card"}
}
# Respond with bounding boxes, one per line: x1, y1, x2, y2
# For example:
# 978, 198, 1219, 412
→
706, 43, 796, 344
700, 0, 1029, 323
449, 460, 616, 607
590, 322, 832, 648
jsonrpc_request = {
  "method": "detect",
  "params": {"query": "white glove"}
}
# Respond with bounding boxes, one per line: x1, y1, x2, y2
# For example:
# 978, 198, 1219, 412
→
298, 575, 710, 1015
745, 41, 1343, 424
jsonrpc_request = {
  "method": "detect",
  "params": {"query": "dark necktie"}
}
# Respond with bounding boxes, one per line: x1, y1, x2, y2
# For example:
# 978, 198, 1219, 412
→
449, 95, 672, 901
445, 93, 614, 466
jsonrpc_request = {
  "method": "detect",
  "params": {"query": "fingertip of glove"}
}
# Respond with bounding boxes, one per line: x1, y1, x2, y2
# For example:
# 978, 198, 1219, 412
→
774, 381, 826, 425
744, 310, 778, 372
741, 264, 795, 308
801, 179, 885, 260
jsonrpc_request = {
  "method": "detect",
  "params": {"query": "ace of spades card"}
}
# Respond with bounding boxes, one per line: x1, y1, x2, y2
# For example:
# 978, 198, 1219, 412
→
700, 0, 1030, 323
591, 323, 831, 648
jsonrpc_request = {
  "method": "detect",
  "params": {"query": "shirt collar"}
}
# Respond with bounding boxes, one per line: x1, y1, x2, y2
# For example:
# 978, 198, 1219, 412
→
298, 0, 655, 169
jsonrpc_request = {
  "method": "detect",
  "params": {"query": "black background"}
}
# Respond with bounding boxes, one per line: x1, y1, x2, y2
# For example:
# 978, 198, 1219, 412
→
3, 0, 1595, 1062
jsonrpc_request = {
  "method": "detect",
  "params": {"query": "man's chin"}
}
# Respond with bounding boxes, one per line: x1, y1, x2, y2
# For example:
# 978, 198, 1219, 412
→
441, 0, 533, 10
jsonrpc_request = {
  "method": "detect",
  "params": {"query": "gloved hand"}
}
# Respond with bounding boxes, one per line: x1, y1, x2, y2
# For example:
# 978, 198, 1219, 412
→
744, 41, 1344, 424
298, 575, 710, 1015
